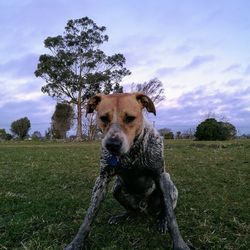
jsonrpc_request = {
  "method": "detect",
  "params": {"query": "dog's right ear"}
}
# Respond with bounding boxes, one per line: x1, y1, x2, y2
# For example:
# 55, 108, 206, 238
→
86, 95, 102, 115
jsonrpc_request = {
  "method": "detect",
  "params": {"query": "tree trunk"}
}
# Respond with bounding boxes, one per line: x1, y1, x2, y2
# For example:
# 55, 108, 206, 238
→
76, 90, 83, 140
87, 113, 97, 141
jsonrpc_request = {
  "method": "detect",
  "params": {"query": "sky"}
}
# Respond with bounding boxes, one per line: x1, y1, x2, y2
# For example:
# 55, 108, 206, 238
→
0, 0, 250, 135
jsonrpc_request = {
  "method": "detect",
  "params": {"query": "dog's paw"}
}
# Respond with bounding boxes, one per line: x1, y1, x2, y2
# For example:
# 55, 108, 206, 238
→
157, 217, 168, 233
64, 243, 77, 250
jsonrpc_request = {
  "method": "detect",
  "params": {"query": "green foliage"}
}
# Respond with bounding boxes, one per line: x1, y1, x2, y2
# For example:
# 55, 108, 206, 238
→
195, 118, 236, 141
0, 129, 13, 141
10, 117, 31, 140
51, 103, 74, 139
164, 131, 174, 139
5, 133, 13, 141
0, 129, 7, 140
220, 121, 237, 139
158, 128, 174, 139
35, 17, 130, 138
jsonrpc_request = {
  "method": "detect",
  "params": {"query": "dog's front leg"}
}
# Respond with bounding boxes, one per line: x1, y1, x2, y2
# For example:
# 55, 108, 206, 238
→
65, 174, 110, 250
158, 172, 190, 250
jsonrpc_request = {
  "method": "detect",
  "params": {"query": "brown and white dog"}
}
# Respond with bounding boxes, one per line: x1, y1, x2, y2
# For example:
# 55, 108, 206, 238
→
65, 93, 190, 250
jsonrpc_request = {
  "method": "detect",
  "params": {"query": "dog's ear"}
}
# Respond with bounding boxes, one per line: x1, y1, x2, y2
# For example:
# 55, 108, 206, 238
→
86, 95, 102, 115
136, 93, 156, 115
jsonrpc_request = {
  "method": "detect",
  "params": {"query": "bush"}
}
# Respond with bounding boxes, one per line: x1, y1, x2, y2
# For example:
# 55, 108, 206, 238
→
158, 128, 174, 139
164, 131, 174, 139
195, 118, 236, 141
10, 117, 31, 140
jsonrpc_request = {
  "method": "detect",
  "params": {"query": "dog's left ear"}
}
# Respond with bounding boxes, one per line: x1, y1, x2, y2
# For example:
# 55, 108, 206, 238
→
86, 95, 102, 115
136, 93, 156, 115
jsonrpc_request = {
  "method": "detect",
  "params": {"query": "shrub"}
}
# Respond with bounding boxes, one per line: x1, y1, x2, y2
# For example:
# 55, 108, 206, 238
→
195, 118, 236, 141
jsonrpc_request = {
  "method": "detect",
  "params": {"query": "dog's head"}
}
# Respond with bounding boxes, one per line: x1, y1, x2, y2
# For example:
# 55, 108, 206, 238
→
86, 93, 156, 155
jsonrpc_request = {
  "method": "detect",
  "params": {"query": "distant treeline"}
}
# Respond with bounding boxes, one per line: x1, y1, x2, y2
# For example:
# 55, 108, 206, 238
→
1, 116, 249, 141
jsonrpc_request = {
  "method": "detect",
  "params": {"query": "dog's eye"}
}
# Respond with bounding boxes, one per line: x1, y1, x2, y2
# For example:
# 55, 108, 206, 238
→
125, 115, 136, 124
100, 116, 109, 124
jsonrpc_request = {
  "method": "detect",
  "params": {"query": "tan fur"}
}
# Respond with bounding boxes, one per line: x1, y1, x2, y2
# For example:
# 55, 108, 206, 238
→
87, 93, 156, 150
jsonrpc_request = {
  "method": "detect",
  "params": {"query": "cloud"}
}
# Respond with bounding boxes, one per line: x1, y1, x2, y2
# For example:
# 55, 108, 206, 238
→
183, 55, 215, 70
154, 54, 216, 77
222, 63, 241, 73
173, 44, 192, 55
0, 77, 45, 107
154, 85, 250, 133
225, 78, 244, 86
0, 53, 39, 78
156, 67, 177, 77
244, 65, 250, 75
0, 95, 55, 134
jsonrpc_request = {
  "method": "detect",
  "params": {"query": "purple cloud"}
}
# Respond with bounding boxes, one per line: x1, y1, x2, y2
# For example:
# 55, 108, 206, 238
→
183, 55, 215, 70
154, 54, 216, 76
225, 78, 244, 86
0, 95, 56, 135
222, 64, 241, 73
173, 44, 192, 55
244, 65, 250, 75
154, 85, 250, 134
156, 67, 177, 77
0, 53, 39, 78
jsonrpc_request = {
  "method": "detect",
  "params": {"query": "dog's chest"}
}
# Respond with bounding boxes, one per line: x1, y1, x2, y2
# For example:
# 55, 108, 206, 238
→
118, 168, 155, 194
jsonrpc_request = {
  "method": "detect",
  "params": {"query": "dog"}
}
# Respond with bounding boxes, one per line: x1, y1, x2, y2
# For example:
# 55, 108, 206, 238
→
65, 93, 190, 250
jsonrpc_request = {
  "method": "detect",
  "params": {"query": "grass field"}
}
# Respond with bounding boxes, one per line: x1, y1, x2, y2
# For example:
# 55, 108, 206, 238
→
0, 139, 249, 250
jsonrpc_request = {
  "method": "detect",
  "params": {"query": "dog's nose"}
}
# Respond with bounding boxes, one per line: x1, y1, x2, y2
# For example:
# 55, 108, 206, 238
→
105, 138, 122, 154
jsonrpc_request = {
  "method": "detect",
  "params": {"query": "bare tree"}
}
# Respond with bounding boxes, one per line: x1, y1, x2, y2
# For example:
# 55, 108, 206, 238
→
83, 112, 98, 140
131, 78, 165, 105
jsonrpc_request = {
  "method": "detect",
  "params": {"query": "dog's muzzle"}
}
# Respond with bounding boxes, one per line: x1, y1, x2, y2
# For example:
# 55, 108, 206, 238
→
105, 137, 122, 155
103, 123, 129, 155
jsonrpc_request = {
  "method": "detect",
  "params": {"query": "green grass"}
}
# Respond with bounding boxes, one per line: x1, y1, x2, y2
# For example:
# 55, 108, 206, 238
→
0, 140, 249, 249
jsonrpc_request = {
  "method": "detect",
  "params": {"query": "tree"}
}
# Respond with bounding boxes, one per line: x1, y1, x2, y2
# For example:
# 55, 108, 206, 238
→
182, 128, 195, 139
11, 117, 31, 139
195, 118, 236, 140
51, 103, 74, 139
31, 131, 42, 140
131, 78, 165, 105
164, 131, 174, 139
158, 128, 172, 136
5, 133, 13, 141
35, 17, 130, 139
45, 128, 52, 140
158, 128, 174, 139
0, 129, 7, 140
220, 122, 237, 139
175, 131, 182, 139
83, 113, 99, 140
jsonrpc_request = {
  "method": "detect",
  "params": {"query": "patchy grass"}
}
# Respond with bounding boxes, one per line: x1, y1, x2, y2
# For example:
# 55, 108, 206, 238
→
0, 140, 249, 249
